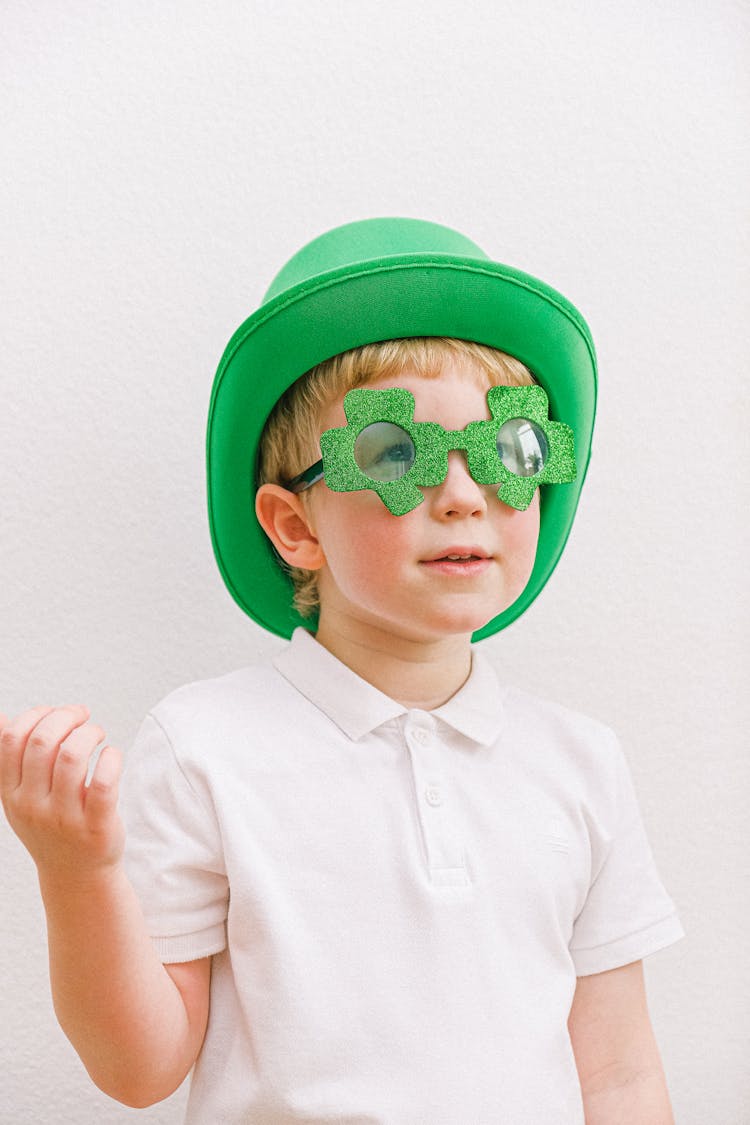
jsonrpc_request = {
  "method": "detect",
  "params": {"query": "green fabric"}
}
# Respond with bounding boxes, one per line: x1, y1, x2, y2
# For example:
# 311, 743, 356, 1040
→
206, 217, 597, 641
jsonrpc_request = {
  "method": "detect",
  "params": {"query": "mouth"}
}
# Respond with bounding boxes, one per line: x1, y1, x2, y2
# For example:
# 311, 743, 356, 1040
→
423, 547, 491, 563
420, 548, 493, 574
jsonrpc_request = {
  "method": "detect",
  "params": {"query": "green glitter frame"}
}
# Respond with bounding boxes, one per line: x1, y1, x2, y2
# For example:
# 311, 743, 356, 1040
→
316, 385, 576, 515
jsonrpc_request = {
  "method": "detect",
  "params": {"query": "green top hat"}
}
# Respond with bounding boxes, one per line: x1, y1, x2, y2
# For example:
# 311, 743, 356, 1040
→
206, 217, 597, 641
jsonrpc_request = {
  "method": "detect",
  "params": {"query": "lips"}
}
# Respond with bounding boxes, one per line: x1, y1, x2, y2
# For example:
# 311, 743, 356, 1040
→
423, 546, 491, 562
418, 547, 493, 578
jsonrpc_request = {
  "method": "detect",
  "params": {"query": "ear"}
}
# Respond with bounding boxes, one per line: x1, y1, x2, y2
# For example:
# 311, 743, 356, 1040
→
255, 484, 326, 571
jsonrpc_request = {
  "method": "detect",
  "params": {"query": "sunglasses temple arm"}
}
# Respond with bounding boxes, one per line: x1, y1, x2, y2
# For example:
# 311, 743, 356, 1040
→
285, 459, 324, 494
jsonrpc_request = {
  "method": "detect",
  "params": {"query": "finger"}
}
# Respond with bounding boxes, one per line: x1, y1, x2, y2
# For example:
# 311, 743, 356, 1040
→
50, 722, 107, 810
0, 705, 57, 795
83, 745, 122, 829
19, 706, 93, 799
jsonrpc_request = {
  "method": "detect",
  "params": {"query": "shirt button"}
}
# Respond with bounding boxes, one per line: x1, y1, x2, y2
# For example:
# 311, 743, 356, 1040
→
412, 728, 430, 745
425, 784, 443, 807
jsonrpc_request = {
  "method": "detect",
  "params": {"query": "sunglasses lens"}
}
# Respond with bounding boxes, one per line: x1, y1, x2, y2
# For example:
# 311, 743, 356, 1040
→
354, 422, 416, 482
497, 418, 548, 477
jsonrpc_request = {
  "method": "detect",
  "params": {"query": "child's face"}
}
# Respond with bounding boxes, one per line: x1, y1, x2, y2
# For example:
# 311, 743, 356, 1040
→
305, 364, 541, 646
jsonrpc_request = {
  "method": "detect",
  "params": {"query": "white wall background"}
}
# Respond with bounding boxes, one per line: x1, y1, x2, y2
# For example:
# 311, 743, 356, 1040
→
1, 1, 747, 1121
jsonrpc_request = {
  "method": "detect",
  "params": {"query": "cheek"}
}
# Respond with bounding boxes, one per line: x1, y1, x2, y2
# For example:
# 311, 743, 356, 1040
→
500, 497, 541, 575
315, 494, 410, 583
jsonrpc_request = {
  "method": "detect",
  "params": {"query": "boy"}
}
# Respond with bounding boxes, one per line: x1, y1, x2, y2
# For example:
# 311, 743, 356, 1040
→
0, 218, 684, 1123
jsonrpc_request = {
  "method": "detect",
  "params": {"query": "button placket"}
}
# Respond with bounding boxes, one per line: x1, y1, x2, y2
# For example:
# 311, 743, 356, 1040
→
404, 714, 469, 887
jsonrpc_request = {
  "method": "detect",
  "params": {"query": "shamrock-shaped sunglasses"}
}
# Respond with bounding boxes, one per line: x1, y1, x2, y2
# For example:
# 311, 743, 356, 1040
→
285, 385, 576, 516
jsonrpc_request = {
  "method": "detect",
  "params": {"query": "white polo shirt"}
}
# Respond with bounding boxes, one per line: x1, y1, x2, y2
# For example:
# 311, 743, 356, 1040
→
120, 627, 684, 1124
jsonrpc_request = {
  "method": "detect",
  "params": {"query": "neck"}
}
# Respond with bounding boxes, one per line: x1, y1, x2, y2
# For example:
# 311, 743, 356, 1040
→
313, 615, 473, 710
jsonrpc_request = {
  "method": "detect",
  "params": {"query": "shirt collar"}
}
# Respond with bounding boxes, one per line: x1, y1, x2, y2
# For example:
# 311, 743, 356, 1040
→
431, 647, 506, 747
272, 627, 505, 747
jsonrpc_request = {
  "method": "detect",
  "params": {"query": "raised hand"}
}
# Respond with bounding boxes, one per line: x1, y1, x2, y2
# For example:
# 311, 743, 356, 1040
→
0, 705, 211, 1106
0, 704, 124, 878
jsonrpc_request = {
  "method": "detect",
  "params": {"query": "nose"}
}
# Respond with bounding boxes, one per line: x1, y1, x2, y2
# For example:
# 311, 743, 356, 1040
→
428, 450, 488, 518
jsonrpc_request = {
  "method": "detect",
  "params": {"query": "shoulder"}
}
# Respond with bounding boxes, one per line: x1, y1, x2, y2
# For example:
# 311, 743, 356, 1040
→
474, 676, 642, 850
131, 657, 301, 774
148, 660, 285, 725
497, 675, 617, 748
475, 659, 623, 784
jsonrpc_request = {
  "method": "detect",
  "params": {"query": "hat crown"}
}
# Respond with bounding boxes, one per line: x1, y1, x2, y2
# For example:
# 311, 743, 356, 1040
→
263, 217, 489, 303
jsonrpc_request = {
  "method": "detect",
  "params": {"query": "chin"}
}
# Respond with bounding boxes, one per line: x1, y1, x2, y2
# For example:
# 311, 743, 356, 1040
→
426, 606, 503, 638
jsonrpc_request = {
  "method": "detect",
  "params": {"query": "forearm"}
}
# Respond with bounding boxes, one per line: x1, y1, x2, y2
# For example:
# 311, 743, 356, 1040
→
581, 1065, 675, 1125
39, 862, 199, 1107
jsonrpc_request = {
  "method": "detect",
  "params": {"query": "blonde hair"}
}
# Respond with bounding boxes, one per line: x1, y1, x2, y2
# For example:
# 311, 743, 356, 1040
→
258, 337, 536, 618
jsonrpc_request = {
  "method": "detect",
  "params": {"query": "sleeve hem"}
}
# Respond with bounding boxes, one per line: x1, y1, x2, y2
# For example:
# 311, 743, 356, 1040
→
150, 922, 227, 963
570, 912, 686, 976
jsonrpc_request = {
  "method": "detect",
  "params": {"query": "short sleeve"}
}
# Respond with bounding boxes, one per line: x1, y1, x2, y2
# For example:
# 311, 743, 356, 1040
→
119, 712, 229, 963
569, 733, 685, 976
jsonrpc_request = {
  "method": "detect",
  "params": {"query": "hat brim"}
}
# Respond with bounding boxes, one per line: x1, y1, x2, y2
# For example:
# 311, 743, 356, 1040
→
206, 254, 597, 641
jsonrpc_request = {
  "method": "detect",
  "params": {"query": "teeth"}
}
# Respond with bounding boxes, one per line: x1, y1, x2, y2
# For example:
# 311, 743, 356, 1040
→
446, 554, 472, 560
